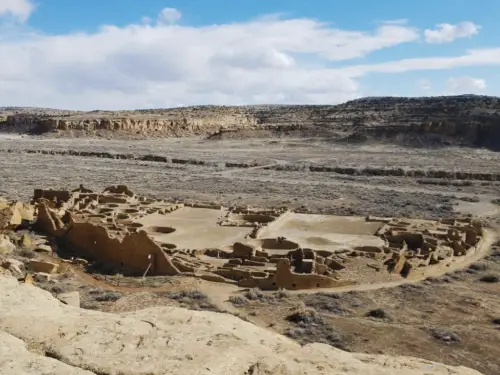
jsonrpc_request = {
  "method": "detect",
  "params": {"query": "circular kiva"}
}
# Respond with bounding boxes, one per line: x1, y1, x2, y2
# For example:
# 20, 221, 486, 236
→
229, 214, 275, 224
127, 222, 144, 228
145, 226, 176, 234
160, 243, 177, 250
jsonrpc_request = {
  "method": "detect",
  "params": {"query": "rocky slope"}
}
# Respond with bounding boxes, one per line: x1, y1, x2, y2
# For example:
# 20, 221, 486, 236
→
0, 275, 484, 375
1, 95, 500, 149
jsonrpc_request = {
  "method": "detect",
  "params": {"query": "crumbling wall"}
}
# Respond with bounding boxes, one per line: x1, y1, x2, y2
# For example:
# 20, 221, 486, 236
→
36, 202, 68, 237
103, 185, 134, 197
64, 222, 179, 276
33, 189, 72, 203
239, 259, 349, 290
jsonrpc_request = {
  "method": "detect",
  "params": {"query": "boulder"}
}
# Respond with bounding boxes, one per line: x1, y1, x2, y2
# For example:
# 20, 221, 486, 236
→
0, 201, 33, 229
28, 260, 59, 274
0, 207, 21, 230
0, 235, 15, 255
11, 201, 35, 221
57, 291, 80, 307
19, 234, 32, 248
34, 244, 53, 254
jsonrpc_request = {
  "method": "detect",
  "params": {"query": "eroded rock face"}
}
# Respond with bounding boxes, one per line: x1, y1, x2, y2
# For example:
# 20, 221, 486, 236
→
3, 96, 500, 149
0, 275, 484, 375
3, 107, 259, 138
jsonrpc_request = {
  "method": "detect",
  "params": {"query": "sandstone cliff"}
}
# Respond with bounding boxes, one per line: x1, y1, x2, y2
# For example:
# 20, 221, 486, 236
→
0, 275, 483, 375
1, 95, 500, 149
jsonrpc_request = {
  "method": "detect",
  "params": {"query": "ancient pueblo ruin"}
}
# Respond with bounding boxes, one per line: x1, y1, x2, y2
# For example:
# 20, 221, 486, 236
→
11, 184, 483, 291
1, 96, 500, 375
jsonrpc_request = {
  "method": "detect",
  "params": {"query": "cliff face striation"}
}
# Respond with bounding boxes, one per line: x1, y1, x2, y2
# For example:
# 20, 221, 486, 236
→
1, 95, 500, 149
0, 107, 259, 137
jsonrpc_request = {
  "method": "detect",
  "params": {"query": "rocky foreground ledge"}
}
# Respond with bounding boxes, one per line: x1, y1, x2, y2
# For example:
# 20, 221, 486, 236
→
0, 275, 482, 375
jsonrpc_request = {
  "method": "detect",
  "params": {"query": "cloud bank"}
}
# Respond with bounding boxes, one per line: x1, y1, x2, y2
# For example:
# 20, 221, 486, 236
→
0, 3, 495, 109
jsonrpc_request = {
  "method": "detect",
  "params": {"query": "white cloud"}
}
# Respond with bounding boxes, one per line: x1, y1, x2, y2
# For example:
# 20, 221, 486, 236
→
0, 11, 422, 109
0, 0, 35, 22
446, 76, 486, 94
0, 8, 498, 110
424, 21, 480, 43
157, 7, 182, 24
342, 48, 500, 76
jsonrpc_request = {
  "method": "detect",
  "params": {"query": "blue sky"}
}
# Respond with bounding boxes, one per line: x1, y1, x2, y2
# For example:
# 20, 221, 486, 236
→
0, 0, 499, 109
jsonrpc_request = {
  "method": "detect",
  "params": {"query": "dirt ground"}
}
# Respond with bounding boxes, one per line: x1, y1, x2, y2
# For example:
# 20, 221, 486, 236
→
1, 135, 500, 219
2, 134, 500, 374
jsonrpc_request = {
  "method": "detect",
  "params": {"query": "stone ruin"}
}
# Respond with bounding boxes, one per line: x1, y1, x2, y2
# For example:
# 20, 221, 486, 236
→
22, 185, 486, 290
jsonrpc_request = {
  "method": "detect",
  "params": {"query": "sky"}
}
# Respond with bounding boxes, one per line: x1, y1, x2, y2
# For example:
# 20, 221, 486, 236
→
0, 0, 499, 110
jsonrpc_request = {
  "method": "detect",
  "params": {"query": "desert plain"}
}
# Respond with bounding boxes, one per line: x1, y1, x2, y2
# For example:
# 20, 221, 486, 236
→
1, 97, 500, 375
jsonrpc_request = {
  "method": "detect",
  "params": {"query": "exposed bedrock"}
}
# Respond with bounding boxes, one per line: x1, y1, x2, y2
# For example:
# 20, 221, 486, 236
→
0, 275, 484, 375
2, 95, 500, 149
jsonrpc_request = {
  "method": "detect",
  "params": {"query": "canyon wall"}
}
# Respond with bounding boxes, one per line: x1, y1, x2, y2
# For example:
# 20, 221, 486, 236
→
2, 95, 500, 148
2, 107, 259, 137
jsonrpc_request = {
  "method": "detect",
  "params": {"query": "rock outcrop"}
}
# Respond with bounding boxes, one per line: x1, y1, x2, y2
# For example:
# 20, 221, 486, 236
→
0, 275, 483, 375
2, 95, 500, 149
